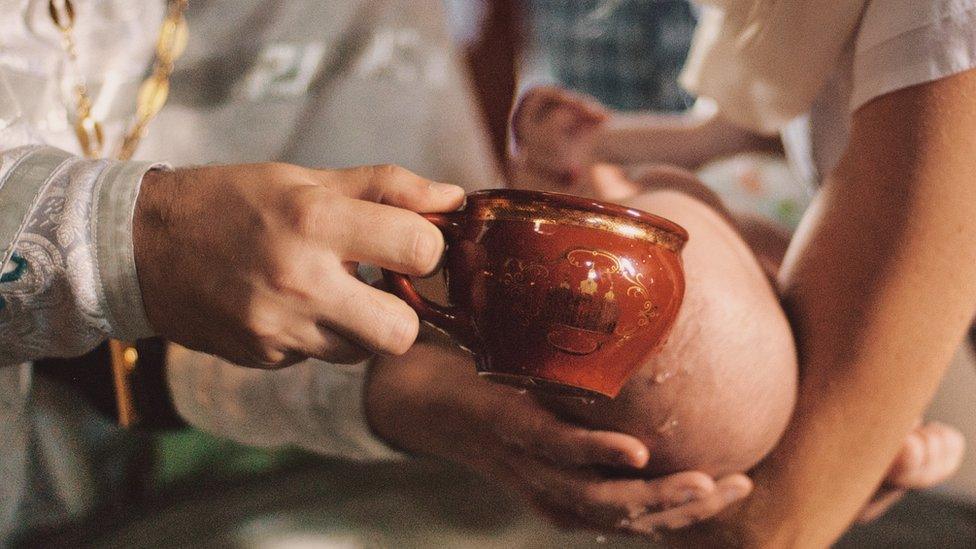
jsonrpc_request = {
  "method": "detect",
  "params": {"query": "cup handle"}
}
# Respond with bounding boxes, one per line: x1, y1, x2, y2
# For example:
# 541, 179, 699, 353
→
382, 213, 473, 345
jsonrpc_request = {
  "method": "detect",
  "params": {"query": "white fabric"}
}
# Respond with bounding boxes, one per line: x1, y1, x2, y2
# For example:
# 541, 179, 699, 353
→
0, 142, 159, 539
0, 146, 159, 366
166, 347, 400, 460
680, 0, 870, 135
788, 0, 976, 183
684, 1, 976, 148
686, 0, 976, 184
851, 0, 976, 111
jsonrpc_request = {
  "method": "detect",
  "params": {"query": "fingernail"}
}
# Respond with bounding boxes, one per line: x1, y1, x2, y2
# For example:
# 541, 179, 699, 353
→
615, 448, 648, 469
430, 181, 463, 195
612, 449, 636, 467
722, 484, 748, 503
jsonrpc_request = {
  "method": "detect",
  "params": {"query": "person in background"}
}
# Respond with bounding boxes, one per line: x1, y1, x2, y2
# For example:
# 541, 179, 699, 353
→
516, 0, 976, 545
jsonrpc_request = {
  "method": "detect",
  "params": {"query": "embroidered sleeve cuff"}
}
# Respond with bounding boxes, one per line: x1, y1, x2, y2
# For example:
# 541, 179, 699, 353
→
0, 146, 71, 271
92, 160, 169, 341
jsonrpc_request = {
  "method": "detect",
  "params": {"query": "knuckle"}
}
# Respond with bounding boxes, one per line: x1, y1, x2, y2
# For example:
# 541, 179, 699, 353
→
526, 437, 551, 461
687, 510, 714, 526
248, 340, 284, 366
686, 502, 719, 523
346, 291, 418, 354
260, 244, 314, 299
405, 219, 443, 274
579, 483, 607, 506
266, 161, 297, 174
376, 303, 419, 354
661, 514, 693, 530
263, 162, 310, 184
281, 187, 330, 239
623, 502, 649, 520
370, 163, 407, 182
564, 433, 591, 463
367, 164, 417, 202
264, 252, 304, 293
553, 482, 583, 509
240, 304, 278, 342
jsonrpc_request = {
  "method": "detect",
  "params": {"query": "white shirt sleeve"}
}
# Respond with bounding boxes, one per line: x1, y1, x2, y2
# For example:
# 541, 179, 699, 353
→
0, 144, 161, 365
850, 0, 976, 111
166, 345, 403, 461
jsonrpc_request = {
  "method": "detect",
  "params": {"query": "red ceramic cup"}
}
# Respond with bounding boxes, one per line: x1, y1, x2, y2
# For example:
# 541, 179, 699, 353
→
383, 189, 688, 399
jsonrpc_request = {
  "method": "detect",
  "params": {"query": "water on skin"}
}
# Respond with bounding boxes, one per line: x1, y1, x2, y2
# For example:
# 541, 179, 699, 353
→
653, 370, 676, 384
656, 417, 679, 435
595, 535, 608, 544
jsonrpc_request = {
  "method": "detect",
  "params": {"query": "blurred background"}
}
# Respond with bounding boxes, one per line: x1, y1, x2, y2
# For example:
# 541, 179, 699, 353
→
11, 1, 976, 547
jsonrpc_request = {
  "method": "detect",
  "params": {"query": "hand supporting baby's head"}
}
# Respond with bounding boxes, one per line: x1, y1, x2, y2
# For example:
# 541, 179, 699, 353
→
535, 171, 799, 477
511, 87, 797, 477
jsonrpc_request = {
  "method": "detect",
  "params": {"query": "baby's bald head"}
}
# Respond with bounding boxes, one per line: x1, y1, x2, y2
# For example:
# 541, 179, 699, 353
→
542, 185, 797, 476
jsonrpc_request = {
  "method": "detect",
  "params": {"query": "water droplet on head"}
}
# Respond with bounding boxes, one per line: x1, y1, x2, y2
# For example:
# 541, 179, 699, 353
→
656, 418, 679, 435
618, 518, 631, 527
653, 370, 675, 384
595, 535, 607, 544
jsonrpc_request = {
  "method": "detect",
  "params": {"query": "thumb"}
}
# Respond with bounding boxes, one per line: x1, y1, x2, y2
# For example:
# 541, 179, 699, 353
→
318, 164, 466, 213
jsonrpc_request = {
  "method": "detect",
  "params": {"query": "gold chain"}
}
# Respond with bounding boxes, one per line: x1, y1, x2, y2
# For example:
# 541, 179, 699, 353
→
49, 0, 189, 426
48, 0, 188, 160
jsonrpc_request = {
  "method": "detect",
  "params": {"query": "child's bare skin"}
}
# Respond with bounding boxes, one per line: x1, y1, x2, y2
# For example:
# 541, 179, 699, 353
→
540, 180, 798, 480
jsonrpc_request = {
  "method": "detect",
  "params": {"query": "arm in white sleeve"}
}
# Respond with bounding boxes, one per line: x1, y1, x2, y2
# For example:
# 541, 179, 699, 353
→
0, 145, 163, 365
166, 345, 403, 461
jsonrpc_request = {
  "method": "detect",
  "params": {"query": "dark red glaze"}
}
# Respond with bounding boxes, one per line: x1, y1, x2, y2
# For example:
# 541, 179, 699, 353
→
384, 189, 688, 399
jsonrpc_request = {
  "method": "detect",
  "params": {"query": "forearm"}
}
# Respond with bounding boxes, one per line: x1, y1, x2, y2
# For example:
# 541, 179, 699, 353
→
731, 74, 976, 547
595, 109, 780, 170
365, 335, 496, 462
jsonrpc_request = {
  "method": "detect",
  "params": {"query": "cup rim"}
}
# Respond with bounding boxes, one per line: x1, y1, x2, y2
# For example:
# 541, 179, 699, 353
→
466, 188, 689, 243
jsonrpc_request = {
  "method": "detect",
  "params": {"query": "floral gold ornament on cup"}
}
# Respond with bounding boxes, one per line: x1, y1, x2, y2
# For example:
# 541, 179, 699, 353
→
50, 0, 189, 426
384, 189, 688, 399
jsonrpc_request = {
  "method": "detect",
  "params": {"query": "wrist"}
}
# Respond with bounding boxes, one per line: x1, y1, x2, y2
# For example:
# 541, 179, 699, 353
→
362, 361, 399, 450
132, 168, 176, 335
721, 491, 804, 549
363, 356, 431, 455
364, 342, 487, 460
591, 123, 618, 163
